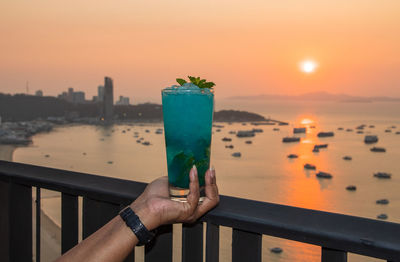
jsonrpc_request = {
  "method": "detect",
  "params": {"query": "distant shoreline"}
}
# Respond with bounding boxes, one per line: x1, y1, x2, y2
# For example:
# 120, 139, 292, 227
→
0, 145, 16, 161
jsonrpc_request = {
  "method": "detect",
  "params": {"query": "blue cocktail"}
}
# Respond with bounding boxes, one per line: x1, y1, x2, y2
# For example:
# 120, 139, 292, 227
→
162, 83, 214, 201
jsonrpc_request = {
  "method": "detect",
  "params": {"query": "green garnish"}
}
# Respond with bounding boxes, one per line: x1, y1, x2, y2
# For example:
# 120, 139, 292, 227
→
176, 76, 215, 89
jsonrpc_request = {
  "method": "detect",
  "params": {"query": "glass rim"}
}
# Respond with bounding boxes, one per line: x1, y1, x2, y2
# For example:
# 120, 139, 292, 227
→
161, 88, 214, 95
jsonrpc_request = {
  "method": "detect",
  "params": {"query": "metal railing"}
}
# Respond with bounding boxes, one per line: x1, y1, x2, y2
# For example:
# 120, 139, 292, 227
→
0, 160, 399, 262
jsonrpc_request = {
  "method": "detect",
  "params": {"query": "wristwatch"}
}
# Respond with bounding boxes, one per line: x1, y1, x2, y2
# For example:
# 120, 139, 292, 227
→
119, 206, 156, 246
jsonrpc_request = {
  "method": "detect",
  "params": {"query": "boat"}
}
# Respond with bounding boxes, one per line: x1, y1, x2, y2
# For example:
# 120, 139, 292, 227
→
287, 154, 298, 159
225, 145, 234, 149
376, 199, 389, 205
314, 144, 328, 149
377, 214, 388, 220
370, 147, 386, 152
373, 172, 391, 179
282, 137, 300, 143
252, 128, 263, 133
293, 127, 306, 134
273, 128, 280, 131
312, 147, 320, 153
222, 137, 232, 142
346, 185, 357, 191
317, 132, 334, 137
236, 131, 255, 137
245, 140, 252, 144
364, 135, 378, 144
155, 129, 163, 134
304, 163, 316, 170
251, 122, 275, 126
232, 152, 241, 157
316, 171, 332, 179
343, 156, 352, 161
338, 127, 344, 130
270, 247, 283, 254
142, 141, 151, 146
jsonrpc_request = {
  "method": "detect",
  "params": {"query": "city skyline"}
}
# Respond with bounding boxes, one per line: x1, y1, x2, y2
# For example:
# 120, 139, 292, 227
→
1, 0, 400, 102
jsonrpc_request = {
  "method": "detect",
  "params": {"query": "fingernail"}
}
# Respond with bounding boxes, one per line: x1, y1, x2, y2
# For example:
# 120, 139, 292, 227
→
190, 167, 195, 181
193, 165, 197, 173
210, 166, 215, 179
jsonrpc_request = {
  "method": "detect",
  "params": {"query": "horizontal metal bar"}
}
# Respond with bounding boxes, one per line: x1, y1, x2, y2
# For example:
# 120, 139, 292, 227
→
0, 160, 145, 205
1, 160, 400, 261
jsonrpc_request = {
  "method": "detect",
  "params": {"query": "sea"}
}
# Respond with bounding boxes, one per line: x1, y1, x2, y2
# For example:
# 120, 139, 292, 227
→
11, 99, 400, 262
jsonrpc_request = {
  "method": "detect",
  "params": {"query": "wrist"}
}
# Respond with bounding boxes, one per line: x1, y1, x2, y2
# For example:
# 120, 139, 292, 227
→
129, 199, 159, 231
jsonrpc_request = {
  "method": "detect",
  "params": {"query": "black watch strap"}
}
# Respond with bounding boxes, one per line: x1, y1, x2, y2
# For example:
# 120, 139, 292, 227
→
119, 206, 155, 246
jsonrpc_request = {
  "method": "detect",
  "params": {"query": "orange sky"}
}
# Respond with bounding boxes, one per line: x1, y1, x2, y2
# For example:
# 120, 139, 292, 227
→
1, 0, 399, 102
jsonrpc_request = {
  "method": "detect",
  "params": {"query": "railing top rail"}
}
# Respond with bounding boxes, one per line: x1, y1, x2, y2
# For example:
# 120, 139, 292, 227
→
0, 160, 399, 261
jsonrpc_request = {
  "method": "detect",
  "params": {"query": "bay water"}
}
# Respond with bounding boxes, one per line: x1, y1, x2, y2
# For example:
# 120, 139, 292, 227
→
12, 99, 400, 262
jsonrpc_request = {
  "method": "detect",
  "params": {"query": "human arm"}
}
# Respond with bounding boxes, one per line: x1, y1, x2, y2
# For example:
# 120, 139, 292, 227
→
55, 166, 219, 262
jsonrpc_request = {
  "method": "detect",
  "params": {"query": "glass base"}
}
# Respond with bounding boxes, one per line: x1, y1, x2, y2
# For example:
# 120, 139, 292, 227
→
169, 184, 205, 203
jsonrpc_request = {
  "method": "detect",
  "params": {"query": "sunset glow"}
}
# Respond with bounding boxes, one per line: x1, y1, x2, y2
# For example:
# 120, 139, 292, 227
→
300, 60, 318, 74
300, 118, 314, 125
1, 1, 400, 100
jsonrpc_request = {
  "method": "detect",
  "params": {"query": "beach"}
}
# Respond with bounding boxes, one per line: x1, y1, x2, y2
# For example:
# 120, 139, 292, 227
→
0, 145, 16, 161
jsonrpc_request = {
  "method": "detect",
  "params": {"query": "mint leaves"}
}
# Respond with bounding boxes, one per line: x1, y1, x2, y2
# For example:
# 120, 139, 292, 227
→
176, 76, 215, 89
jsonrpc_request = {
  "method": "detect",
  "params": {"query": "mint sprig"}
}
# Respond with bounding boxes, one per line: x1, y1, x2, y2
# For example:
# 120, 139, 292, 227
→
176, 76, 215, 89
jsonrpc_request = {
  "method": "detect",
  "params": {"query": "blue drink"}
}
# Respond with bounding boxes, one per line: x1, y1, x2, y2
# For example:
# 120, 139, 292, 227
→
162, 83, 214, 201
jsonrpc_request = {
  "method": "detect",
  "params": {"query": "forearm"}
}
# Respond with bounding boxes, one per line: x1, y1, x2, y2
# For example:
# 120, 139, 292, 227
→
56, 215, 138, 262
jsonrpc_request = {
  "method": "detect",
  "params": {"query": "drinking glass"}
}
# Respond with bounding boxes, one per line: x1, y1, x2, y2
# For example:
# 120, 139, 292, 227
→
162, 84, 214, 202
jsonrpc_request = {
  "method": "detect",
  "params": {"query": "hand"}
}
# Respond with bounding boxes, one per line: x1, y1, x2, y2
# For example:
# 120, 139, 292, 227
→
130, 166, 219, 230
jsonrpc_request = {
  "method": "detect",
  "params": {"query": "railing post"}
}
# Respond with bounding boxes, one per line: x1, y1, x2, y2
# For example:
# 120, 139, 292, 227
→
61, 193, 79, 254
0, 181, 32, 262
321, 247, 347, 262
83, 197, 134, 262
232, 229, 261, 262
36, 187, 41, 262
206, 222, 219, 262
145, 225, 173, 262
182, 222, 204, 262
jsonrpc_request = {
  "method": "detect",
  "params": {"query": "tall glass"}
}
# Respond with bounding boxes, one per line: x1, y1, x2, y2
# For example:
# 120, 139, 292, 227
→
162, 84, 214, 202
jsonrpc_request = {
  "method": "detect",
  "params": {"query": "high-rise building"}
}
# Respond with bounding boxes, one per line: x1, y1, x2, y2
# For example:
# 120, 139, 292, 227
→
58, 88, 86, 104
102, 77, 114, 122
67, 87, 74, 103
97, 85, 105, 102
35, 90, 43, 96
116, 96, 130, 105
73, 91, 85, 103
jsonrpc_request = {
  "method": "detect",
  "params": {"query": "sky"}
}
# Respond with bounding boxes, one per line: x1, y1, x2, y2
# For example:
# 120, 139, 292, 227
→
1, 0, 399, 103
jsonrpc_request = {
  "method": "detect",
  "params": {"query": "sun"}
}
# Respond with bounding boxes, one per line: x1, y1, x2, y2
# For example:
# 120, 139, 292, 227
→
300, 60, 318, 74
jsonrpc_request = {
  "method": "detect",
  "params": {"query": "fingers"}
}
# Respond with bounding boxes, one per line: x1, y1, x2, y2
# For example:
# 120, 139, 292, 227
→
185, 165, 200, 214
195, 167, 219, 217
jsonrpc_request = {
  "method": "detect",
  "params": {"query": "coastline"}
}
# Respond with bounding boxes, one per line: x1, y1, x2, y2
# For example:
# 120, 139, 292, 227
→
0, 145, 16, 161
